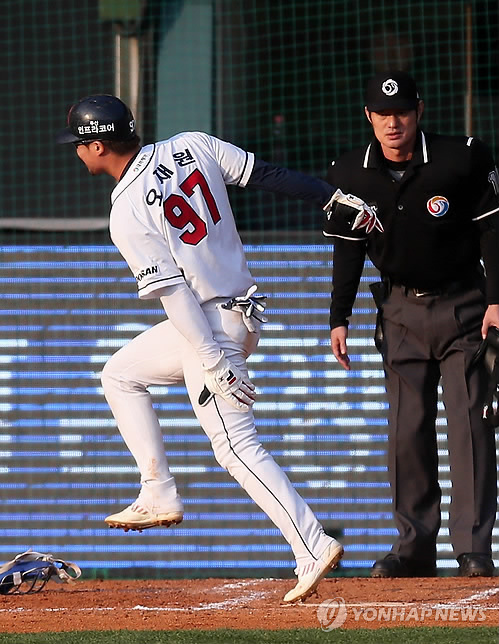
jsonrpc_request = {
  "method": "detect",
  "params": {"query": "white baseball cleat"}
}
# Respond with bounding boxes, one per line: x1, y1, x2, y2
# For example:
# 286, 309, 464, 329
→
105, 502, 183, 533
282, 539, 344, 604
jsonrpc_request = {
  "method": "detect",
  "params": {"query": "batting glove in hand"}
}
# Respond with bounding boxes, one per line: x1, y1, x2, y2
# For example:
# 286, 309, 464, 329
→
324, 189, 384, 234
199, 352, 256, 412
222, 285, 268, 333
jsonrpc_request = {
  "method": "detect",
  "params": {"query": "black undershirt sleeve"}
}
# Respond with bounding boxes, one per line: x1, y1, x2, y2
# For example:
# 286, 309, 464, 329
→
247, 159, 334, 205
479, 213, 499, 305
470, 140, 499, 305
329, 237, 367, 329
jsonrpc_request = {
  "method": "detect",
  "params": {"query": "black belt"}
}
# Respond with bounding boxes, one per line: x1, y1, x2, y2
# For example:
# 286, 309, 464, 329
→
391, 278, 478, 298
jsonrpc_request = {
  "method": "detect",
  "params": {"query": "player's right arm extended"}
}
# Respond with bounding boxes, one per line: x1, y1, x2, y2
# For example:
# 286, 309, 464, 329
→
247, 159, 382, 232
158, 282, 255, 412
247, 159, 334, 204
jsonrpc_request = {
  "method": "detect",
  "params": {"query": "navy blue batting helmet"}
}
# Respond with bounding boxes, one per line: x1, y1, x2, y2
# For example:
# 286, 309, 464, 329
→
56, 95, 136, 144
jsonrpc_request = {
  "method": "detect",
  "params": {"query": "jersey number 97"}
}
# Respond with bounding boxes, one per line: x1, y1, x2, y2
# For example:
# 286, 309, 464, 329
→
163, 169, 221, 245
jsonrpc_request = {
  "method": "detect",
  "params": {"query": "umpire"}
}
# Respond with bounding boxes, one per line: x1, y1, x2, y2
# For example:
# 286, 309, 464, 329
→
324, 70, 499, 577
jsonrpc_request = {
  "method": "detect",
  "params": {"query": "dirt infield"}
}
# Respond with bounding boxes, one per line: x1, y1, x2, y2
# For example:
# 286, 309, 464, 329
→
1, 577, 498, 632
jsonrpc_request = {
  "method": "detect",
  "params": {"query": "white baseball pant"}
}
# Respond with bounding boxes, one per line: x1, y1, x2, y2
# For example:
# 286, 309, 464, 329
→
101, 301, 331, 567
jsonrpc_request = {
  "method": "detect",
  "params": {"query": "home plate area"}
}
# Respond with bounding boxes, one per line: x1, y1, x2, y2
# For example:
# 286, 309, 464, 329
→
0, 577, 498, 632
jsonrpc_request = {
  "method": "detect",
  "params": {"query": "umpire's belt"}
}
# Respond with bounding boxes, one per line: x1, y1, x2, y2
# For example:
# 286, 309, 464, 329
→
393, 277, 477, 298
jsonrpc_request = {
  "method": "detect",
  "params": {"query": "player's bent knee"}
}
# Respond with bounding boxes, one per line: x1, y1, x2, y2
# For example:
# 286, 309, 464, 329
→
100, 360, 119, 394
101, 357, 133, 393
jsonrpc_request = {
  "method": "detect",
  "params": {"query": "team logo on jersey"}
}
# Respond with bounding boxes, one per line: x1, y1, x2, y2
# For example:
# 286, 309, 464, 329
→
382, 79, 398, 96
489, 167, 499, 196
427, 195, 449, 217
135, 265, 159, 282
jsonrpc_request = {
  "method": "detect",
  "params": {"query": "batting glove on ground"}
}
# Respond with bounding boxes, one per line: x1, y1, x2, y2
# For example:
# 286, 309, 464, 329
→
222, 285, 268, 333
324, 189, 384, 233
199, 352, 256, 412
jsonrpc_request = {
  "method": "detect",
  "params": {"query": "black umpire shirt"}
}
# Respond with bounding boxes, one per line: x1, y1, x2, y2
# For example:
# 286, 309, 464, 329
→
323, 129, 499, 329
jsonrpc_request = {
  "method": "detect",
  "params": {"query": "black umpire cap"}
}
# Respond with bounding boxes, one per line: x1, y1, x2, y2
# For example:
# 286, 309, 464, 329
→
56, 94, 136, 144
365, 71, 421, 112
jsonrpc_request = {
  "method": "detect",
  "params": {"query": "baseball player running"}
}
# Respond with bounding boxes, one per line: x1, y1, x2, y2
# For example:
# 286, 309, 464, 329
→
57, 95, 378, 602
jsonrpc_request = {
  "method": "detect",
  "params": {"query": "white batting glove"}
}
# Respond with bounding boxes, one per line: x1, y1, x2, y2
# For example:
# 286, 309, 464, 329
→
221, 285, 268, 333
198, 352, 256, 412
324, 189, 384, 234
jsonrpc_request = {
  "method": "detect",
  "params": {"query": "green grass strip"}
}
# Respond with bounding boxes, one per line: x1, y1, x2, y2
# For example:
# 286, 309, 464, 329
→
0, 628, 497, 644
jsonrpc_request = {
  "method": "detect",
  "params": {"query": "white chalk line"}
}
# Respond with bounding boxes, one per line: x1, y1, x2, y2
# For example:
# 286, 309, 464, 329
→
429, 585, 499, 610
291, 585, 499, 612
0, 579, 272, 614
300, 602, 499, 611
1, 581, 498, 615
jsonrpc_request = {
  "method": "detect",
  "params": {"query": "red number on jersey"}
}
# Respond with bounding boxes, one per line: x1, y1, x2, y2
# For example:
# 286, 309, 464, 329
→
163, 169, 222, 245
163, 195, 207, 245
180, 169, 222, 224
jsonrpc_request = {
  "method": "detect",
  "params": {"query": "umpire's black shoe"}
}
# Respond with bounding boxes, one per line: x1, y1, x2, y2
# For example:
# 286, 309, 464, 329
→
371, 554, 437, 578
457, 553, 495, 577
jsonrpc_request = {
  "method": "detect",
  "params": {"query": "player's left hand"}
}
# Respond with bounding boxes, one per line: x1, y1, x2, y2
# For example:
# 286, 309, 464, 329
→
324, 189, 384, 234
221, 285, 268, 333
199, 352, 256, 412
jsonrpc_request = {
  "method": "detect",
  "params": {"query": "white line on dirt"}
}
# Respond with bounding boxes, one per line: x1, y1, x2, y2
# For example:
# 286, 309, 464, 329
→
293, 602, 496, 609
1, 601, 498, 614
289, 590, 499, 612
430, 586, 499, 610
0, 579, 274, 615
2, 579, 274, 614
2, 580, 498, 614
454, 587, 499, 604
0, 599, 267, 615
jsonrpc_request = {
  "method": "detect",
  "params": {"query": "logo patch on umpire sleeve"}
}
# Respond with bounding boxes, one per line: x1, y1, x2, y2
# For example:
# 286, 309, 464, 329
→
489, 167, 499, 196
427, 195, 449, 217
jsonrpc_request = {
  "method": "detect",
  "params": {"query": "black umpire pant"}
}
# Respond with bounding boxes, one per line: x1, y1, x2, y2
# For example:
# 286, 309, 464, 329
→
381, 281, 497, 564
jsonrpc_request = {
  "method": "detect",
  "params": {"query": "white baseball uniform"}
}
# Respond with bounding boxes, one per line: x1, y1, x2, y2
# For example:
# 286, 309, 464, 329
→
101, 132, 333, 569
